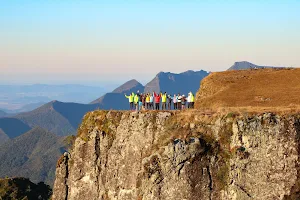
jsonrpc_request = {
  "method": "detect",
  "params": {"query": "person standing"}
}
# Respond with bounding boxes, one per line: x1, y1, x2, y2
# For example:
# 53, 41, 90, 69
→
141, 93, 146, 109
154, 92, 161, 110
177, 93, 182, 110
190, 92, 195, 108
139, 94, 143, 111
167, 95, 172, 110
134, 93, 139, 111
149, 93, 154, 110
145, 93, 150, 109
181, 94, 186, 110
187, 92, 191, 109
173, 94, 178, 110
161, 92, 167, 110
125, 93, 134, 110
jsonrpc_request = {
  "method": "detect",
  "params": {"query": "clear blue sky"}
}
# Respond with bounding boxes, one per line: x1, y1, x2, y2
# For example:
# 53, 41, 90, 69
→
1, 0, 299, 86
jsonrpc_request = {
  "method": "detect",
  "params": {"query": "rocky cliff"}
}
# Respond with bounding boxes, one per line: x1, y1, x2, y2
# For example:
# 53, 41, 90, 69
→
52, 110, 300, 200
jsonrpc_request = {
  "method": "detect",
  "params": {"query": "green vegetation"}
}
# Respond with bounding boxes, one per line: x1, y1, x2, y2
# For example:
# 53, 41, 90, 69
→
0, 127, 69, 186
0, 177, 52, 200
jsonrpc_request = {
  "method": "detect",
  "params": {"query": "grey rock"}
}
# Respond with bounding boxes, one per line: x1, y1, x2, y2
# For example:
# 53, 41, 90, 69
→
53, 111, 300, 200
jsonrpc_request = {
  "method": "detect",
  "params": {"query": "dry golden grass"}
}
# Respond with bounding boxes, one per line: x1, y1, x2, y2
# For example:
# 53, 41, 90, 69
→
196, 68, 300, 113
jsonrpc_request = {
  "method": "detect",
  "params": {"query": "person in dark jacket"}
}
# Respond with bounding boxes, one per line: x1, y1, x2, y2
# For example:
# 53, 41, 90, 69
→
167, 95, 172, 110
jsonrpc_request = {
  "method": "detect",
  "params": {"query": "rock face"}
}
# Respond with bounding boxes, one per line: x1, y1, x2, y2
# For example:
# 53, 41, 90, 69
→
53, 110, 300, 200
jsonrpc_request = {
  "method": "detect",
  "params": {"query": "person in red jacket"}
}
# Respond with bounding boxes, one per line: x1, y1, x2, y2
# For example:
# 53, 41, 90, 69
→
154, 92, 161, 110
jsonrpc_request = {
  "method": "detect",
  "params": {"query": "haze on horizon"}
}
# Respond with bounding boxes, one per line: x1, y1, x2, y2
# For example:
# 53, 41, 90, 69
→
1, 0, 299, 86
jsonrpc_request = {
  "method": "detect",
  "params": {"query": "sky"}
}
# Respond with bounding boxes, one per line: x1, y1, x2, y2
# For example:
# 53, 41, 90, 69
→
0, 0, 299, 86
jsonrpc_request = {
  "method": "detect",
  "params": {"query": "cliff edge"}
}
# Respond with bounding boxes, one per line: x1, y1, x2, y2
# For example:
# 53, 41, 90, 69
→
53, 69, 300, 200
53, 110, 300, 200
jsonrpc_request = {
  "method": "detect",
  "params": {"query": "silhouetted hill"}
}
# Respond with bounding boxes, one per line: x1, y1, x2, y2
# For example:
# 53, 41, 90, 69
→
0, 118, 31, 139
90, 93, 130, 110
14, 101, 100, 136
91, 79, 144, 105
112, 79, 144, 94
227, 61, 284, 71
144, 70, 209, 95
0, 127, 71, 186
0, 177, 52, 200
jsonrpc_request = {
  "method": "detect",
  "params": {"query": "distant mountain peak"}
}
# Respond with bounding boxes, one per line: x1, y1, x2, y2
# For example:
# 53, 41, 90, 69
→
112, 79, 144, 94
90, 69, 209, 108
228, 61, 285, 71
91, 79, 145, 105
234, 61, 253, 65
182, 70, 195, 74
144, 70, 210, 94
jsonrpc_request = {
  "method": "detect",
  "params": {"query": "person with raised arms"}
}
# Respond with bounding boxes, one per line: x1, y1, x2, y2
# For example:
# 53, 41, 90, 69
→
124, 93, 134, 110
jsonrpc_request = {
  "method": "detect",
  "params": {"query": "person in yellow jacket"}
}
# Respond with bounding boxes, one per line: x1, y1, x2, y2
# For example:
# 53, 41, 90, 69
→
145, 93, 150, 109
188, 92, 195, 109
125, 93, 134, 110
134, 93, 140, 111
161, 92, 167, 110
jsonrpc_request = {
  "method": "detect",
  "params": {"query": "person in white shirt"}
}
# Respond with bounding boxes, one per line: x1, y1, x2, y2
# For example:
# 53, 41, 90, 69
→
177, 93, 182, 110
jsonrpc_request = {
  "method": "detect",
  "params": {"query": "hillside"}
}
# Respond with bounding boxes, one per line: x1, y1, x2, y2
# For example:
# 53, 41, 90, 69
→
196, 68, 300, 110
227, 61, 284, 71
0, 177, 51, 200
14, 101, 100, 136
90, 79, 144, 106
144, 70, 209, 95
0, 127, 72, 186
112, 79, 144, 94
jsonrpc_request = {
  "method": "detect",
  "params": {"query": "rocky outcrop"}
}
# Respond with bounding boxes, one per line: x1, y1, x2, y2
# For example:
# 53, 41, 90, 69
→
52, 110, 300, 200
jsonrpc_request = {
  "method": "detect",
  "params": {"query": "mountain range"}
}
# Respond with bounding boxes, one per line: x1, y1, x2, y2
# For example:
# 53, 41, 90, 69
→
144, 70, 209, 95
0, 101, 101, 139
0, 84, 107, 112
0, 61, 286, 188
90, 70, 209, 110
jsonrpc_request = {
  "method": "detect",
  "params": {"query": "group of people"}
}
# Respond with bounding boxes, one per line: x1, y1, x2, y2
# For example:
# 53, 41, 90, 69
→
124, 91, 195, 111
